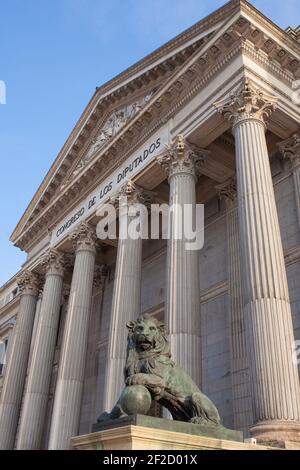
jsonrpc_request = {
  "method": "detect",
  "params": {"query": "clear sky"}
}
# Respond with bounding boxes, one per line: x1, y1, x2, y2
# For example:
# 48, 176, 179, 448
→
0, 0, 299, 286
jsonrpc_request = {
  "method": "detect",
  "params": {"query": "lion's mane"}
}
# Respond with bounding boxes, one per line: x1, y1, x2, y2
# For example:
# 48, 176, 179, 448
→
124, 314, 174, 380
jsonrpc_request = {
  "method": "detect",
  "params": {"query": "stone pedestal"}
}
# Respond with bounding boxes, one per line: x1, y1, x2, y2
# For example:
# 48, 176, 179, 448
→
72, 415, 275, 451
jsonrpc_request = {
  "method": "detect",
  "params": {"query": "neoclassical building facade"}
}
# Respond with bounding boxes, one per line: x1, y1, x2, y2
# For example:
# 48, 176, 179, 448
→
0, 0, 300, 450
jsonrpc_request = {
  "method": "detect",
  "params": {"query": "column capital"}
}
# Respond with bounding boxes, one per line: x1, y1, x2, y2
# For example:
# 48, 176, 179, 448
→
112, 180, 154, 207
214, 80, 277, 130
93, 264, 108, 292
156, 134, 209, 180
41, 249, 66, 277
69, 222, 97, 253
215, 177, 237, 207
278, 133, 300, 169
17, 270, 41, 297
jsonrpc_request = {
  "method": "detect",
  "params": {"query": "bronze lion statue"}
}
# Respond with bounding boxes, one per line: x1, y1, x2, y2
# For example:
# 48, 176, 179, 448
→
98, 314, 220, 426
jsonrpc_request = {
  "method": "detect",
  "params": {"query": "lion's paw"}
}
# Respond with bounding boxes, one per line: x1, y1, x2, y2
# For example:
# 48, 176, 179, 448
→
190, 416, 208, 425
126, 374, 146, 386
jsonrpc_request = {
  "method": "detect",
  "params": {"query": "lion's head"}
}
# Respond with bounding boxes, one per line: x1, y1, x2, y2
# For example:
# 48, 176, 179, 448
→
127, 314, 166, 352
124, 314, 173, 379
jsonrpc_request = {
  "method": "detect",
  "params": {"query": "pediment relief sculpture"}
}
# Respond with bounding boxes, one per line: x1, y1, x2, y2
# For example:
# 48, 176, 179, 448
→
60, 91, 154, 190
86, 92, 153, 159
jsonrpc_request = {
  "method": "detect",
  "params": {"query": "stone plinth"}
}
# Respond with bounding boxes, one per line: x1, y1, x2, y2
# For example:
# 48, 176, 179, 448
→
72, 415, 275, 450
92, 415, 242, 441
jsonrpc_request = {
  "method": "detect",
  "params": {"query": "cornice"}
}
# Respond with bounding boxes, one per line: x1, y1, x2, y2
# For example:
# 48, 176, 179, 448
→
0, 296, 20, 320
0, 321, 15, 337
286, 26, 300, 43
0, 272, 20, 295
13, 5, 300, 252
241, 39, 295, 84
239, 0, 300, 55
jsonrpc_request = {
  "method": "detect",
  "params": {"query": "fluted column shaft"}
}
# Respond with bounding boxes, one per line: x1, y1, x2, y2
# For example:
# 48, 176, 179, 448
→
48, 223, 97, 449
17, 250, 65, 449
28, 289, 43, 367
103, 182, 151, 411
215, 81, 300, 443
157, 136, 207, 386
235, 120, 300, 425
86, 266, 107, 426
217, 179, 253, 434
0, 271, 40, 449
167, 168, 201, 384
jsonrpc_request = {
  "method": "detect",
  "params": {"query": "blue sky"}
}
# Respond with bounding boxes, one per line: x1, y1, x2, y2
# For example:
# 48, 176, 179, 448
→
0, 0, 299, 286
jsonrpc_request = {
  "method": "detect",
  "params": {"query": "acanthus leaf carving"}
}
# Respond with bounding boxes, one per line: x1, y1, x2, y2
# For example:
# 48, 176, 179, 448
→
215, 177, 237, 204
156, 134, 209, 180
111, 180, 155, 207
69, 221, 97, 253
17, 270, 42, 296
214, 80, 278, 130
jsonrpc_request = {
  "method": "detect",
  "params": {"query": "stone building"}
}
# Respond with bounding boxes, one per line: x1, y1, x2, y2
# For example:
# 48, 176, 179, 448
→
0, 0, 300, 449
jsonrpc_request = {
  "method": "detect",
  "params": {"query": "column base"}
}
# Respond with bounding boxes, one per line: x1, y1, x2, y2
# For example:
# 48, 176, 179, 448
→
251, 421, 300, 449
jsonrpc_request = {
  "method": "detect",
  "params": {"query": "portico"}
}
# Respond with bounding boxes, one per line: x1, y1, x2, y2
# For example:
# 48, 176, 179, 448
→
0, 0, 300, 450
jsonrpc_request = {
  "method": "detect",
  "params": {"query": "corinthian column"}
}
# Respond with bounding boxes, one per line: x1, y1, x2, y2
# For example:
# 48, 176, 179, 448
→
215, 80, 300, 445
157, 135, 208, 387
17, 249, 65, 449
278, 133, 300, 228
103, 181, 152, 411
48, 222, 97, 449
0, 270, 41, 449
216, 178, 253, 435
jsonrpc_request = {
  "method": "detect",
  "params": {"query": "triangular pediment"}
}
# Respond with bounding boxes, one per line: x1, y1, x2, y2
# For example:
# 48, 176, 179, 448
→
11, 0, 299, 252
